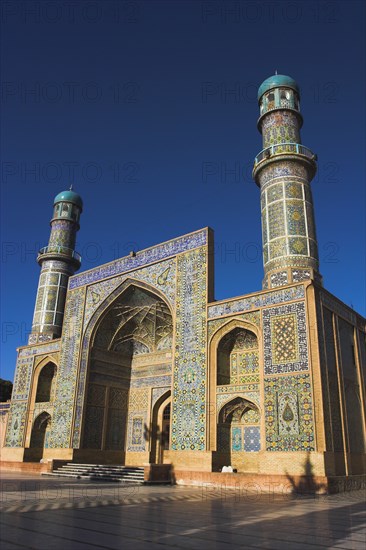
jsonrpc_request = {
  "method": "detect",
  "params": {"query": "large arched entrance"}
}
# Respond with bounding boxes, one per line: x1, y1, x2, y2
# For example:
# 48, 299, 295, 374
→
80, 282, 173, 464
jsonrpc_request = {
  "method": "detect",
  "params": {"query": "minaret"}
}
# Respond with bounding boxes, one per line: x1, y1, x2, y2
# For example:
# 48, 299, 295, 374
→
252, 74, 321, 289
29, 188, 83, 344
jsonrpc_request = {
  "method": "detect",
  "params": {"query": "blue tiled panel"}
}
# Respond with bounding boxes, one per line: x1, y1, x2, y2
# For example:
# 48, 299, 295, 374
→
244, 427, 260, 452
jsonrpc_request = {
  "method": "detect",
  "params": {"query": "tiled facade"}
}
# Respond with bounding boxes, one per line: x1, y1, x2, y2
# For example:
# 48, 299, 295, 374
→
3, 75, 365, 479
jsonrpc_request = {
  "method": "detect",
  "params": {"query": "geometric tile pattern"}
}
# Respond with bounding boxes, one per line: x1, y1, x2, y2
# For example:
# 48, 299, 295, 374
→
292, 269, 311, 282
49, 287, 86, 448
270, 314, 298, 364
69, 228, 208, 289
70, 272, 174, 448
207, 310, 261, 340
270, 271, 288, 288
11, 358, 34, 401
5, 340, 60, 446
262, 111, 300, 148
151, 387, 171, 408
264, 373, 314, 451
208, 284, 305, 319
171, 246, 208, 451
263, 301, 308, 375
83, 257, 176, 329
243, 426, 261, 452
257, 111, 320, 284
216, 391, 260, 416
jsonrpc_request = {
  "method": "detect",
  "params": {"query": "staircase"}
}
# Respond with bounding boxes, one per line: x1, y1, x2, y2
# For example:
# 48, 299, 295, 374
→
42, 463, 145, 483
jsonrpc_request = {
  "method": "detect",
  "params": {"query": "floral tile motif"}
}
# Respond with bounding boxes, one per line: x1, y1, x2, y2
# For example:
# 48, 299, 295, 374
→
172, 246, 208, 451
264, 374, 314, 451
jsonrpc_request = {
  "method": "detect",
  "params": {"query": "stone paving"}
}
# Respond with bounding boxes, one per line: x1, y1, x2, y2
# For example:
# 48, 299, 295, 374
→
0, 472, 365, 549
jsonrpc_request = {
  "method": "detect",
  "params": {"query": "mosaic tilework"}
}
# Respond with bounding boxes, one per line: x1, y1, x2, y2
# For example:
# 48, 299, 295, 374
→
270, 271, 288, 288
269, 237, 287, 259
306, 202, 316, 240
242, 408, 260, 424
131, 364, 172, 379
208, 285, 305, 319
292, 269, 311, 282
256, 154, 319, 287
264, 374, 314, 451
217, 391, 260, 414
72, 274, 175, 448
271, 314, 298, 364
207, 311, 260, 340
48, 287, 86, 448
172, 246, 208, 451
268, 201, 285, 239
127, 414, 147, 452
151, 387, 171, 408
127, 389, 149, 452
11, 357, 34, 401
263, 302, 308, 375
70, 229, 207, 289
287, 200, 306, 235
267, 183, 284, 203
261, 111, 300, 148
232, 426, 242, 451
83, 258, 176, 329
285, 181, 303, 199
258, 161, 307, 187
130, 374, 171, 389
6, 341, 60, 446
288, 236, 308, 256
131, 417, 144, 446
277, 391, 300, 436
244, 426, 261, 452
28, 333, 53, 344
128, 388, 149, 411
18, 341, 61, 358
5, 402, 28, 447
48, 219, 77, 249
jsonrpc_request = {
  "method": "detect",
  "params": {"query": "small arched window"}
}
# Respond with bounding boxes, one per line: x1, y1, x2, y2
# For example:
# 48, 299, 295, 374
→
35, 362, 56, 403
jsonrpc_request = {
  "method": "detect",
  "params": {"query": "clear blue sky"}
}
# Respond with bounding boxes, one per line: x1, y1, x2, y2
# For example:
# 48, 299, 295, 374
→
1, 0, 365, 381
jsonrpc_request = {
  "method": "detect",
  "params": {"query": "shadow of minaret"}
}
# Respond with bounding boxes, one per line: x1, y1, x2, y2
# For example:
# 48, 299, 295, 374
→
286, 452, 327, 496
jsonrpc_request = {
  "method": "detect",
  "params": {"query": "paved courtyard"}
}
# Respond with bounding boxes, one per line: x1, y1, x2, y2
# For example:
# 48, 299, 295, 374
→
0, 472, 365, 549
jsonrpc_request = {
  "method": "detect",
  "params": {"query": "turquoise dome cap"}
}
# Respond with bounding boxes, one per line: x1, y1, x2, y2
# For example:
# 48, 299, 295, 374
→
54, 189, 83, 210
258, 74, 300, 102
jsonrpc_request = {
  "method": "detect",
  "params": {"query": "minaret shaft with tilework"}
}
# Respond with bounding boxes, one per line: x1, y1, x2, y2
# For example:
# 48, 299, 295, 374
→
252, 74, 321, 290
29, 189, 83, 344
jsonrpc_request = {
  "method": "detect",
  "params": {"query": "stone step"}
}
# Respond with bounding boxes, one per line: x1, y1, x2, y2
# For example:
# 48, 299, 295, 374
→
41, 463, 145, 483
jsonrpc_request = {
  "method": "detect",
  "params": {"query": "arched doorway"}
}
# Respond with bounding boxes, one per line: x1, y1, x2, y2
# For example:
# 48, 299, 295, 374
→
149, 392, 171, 464
217, 397, 260, 471
81, 283, 173, 463
27, 412, 51, 461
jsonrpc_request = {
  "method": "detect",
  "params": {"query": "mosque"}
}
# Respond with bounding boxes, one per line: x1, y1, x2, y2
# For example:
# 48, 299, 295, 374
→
2, 75, 365, 488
